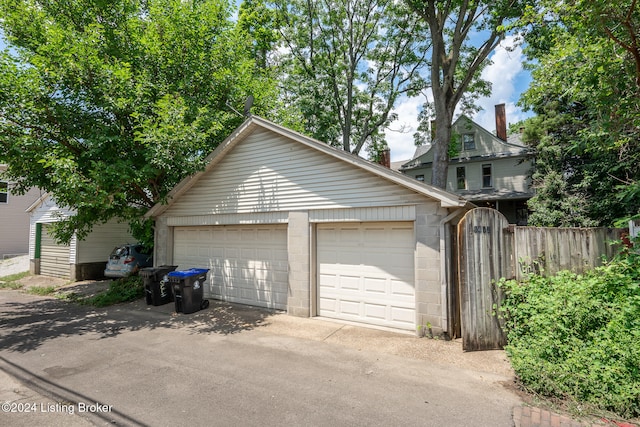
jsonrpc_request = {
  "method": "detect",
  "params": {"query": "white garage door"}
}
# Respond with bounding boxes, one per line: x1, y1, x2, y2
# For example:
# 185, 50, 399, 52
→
317, 222, 415, 331
173, 225, 288, 310
40, 224, 71, 279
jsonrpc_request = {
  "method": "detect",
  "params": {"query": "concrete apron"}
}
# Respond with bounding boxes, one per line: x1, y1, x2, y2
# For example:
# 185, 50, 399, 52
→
0, 288, 520, 426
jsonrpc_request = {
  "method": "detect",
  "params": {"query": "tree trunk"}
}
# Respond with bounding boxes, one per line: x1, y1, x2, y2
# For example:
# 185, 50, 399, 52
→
431, 114, 452, 189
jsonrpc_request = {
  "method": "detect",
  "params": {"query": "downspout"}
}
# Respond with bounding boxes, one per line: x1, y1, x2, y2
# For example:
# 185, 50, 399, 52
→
440, 207, 466, 335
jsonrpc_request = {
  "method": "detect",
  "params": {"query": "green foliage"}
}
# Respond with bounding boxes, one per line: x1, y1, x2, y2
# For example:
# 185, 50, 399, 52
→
86, 276, 144, 307
498, 248, 640, 418
520, 0, 640, 226
273, 0, 429, 155
0, 0, 278, 243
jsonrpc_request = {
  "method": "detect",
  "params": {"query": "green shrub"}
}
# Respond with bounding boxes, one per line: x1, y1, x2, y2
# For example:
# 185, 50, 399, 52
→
86, 276, 144, 307
498, 249, 640, 418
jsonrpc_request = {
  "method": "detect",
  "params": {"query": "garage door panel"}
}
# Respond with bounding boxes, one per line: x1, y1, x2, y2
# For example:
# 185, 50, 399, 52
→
40, 225, 71, 279
391, 307, 415, 325
364, 303, 386, 320
364, 278, 386, 294
391, 280, 415, 297
173, 225, 288, 310
338, 300, 360, 316
317, 222, 415, 331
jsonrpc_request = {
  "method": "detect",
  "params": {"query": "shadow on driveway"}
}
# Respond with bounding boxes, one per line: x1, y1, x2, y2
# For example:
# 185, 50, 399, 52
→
0, 290, 278, 354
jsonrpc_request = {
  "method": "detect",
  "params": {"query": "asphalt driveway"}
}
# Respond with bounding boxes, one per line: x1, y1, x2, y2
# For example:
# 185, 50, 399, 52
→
0, 284, 521, 427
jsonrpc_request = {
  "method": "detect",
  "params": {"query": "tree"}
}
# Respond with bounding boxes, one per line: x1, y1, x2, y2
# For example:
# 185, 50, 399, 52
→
238, 0, 281, 70
0, 0, 276, 245
272, 0, 430, 156
520, 0, 640, 225
406, 0, 530, 189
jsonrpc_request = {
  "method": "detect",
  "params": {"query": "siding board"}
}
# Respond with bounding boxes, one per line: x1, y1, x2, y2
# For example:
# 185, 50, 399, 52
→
165, 128, 425, 217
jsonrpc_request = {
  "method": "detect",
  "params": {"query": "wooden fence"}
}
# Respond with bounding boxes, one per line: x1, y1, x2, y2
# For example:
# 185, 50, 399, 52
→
512, 227, 626, 280
456, 208, 629, 351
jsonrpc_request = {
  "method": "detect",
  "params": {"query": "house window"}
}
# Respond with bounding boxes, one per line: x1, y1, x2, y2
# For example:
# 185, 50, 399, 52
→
456, 167, 466, 190
463, 134, 476, 150
482, 164, 493, 188
0, 182, 7, 203
416, 174, 425, 182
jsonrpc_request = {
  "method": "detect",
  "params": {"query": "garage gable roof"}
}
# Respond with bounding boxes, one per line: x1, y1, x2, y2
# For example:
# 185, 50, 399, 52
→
146, 116, 469, 218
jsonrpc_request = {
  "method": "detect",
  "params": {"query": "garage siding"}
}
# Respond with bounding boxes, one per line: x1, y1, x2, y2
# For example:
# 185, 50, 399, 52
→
40, 224, 71, 279
173, 225, 288, 310
317, 222, 416, 331
164, 128, 426, 218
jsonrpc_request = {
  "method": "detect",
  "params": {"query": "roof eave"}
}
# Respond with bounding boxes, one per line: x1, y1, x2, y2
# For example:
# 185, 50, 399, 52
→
144, 115, 470, 218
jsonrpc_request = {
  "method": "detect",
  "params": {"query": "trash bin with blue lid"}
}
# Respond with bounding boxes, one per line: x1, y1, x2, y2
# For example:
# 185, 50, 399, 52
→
167, 268, 210, 314
140, 265, 178, 306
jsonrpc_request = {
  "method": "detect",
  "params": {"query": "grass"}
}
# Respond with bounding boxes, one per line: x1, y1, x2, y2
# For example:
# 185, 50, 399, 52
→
0, 271, 144, 308
26, 286, 57, 296
0, 271, 29, 290
83, 276, 144, 307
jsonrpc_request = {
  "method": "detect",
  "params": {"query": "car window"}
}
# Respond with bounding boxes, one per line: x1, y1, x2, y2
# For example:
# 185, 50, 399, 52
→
112, 246, 129, 257
135, 245, 152, 255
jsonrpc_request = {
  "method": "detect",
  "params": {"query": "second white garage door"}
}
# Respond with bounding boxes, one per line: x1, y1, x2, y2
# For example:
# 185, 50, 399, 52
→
173, 225, 288, 310
317, 222, 416, 331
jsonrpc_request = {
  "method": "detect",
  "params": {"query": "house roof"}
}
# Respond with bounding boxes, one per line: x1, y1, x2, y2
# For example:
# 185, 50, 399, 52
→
146, 116, 471, 218
457, 188, 533, 202
400, 115, 530, 171
25, 192, 51, 213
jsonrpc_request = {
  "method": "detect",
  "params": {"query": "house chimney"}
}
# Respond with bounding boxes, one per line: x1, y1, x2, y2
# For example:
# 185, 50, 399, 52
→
379, 148, 391, 168
495, 103, 507, 141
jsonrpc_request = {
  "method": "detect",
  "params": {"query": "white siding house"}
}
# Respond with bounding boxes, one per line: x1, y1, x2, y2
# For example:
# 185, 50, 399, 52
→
146, 116, 473, 335
27, 194, 136, 280
400, 106, 534, 225
0, 165, 42, 259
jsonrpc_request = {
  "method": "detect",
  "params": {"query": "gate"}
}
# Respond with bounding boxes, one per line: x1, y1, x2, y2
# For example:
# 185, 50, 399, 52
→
457, 208, 513, 351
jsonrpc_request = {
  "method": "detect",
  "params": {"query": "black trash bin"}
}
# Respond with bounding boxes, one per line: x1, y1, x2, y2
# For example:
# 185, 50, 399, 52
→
140, 266, 178, 306
167, 268, 210, 314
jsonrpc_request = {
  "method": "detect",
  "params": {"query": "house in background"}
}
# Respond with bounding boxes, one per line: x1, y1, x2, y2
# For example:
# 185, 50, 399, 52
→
0, 164, 42, 259
399, 104, 534, 225
146, 115, 474, 336
27, 194, 137, 280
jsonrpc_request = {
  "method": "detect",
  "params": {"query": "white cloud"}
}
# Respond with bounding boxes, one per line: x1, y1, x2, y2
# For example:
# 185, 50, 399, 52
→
384, 95, 427, 162
472, 35, 530, 132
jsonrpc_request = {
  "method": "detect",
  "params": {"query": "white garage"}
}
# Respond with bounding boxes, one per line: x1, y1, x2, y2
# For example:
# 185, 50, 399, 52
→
147, 116, 471, 336
28, 194, 137, 280
317, 222, 416, 330
172, 225, 288, 310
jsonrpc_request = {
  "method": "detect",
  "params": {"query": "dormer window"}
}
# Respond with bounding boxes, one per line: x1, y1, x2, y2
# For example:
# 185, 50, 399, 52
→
463, 134, 475, 150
